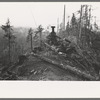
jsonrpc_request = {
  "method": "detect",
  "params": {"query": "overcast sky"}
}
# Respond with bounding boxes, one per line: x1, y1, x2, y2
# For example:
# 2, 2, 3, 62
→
0, 2, 100, 30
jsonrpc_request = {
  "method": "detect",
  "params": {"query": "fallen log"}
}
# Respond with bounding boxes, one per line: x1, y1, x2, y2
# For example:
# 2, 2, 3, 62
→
44, 42, 89, 71
32, 53, 96, 81
44, 42, 98, 75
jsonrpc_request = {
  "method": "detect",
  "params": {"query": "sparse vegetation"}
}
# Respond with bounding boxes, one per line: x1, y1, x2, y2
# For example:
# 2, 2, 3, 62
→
0, 5, 100, 80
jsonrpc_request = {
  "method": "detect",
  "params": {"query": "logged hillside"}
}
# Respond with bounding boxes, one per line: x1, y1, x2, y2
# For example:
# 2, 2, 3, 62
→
1, 4, 100, 80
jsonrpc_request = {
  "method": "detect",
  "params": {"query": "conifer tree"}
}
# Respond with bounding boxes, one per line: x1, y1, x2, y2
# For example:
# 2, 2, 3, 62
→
36, 25, 43, 47
71, 13, 77, 28
1, 19, 16, 65
27, 28, 33, 51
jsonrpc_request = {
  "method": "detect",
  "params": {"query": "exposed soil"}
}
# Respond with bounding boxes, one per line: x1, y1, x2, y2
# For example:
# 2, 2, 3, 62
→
16, 55, 83, 81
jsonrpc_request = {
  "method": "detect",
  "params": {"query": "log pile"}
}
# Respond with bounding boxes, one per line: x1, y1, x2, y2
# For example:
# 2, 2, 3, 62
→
32, 53, 96, 81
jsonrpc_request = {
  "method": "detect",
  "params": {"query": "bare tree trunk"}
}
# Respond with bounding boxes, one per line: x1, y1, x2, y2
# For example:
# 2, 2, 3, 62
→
31, 34, 33, 51
40, 31, 42, 47
79, 5, 82, 41
8, 28, 11, 65
21, 43, 24, 54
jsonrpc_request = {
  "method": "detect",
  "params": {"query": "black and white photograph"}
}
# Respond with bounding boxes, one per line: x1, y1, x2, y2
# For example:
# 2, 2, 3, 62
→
0, 2, 100, 81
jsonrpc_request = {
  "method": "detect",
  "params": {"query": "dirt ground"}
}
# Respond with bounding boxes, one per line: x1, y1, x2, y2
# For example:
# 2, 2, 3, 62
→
16, 55, 83, 81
